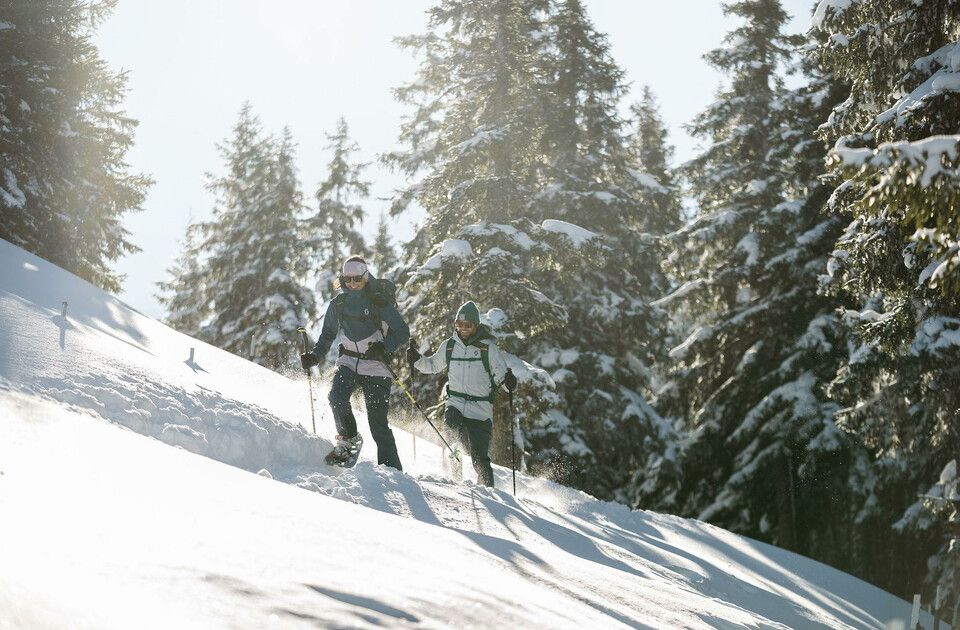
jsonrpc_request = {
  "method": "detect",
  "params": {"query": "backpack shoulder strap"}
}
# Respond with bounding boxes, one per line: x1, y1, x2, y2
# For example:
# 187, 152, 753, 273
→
334, 294, 346, 332
368, 278, 397, 308
479, 342, 495, 389
444, 338, 456, 368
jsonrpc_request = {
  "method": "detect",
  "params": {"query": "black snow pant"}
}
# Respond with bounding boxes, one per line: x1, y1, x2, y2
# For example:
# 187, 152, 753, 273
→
328, 365, 402, 471
444, 406, 494, 487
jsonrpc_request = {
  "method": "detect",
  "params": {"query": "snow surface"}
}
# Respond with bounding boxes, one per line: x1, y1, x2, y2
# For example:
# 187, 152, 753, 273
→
0, 237, 938, 629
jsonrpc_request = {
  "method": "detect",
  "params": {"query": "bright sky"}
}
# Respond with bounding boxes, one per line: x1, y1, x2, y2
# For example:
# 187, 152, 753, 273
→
95, 0, 816, 320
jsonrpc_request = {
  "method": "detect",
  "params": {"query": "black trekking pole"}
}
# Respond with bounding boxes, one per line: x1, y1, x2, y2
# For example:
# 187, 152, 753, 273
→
408, 338, 418, 460
408, 339, 417, 388
381, 359, 461, 462
508, 375, 517, 496
297, 326, 317, 434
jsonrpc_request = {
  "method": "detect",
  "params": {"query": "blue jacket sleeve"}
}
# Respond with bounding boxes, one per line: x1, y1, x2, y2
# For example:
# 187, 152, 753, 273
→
311, 300, 340, 358
380, 304, 410, 353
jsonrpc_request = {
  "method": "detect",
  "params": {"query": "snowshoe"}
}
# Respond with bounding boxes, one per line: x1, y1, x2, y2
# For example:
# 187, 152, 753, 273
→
324, 433, 363, 468
442, 447, 463, 483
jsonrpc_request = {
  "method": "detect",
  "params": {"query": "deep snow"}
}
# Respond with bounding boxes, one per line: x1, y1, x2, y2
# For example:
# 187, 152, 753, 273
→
0, 237, 941, 629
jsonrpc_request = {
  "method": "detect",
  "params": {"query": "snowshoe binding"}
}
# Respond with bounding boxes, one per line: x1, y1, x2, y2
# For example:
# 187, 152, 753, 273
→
324, 433, 363, 468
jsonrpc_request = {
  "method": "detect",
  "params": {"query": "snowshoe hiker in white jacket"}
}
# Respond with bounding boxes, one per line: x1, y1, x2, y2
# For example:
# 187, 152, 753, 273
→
300, 255, 409, 470
406, 301, 516, 487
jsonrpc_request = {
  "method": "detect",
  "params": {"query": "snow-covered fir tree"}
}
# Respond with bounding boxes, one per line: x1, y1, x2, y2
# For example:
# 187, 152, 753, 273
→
370, 212, 399, 275
182, 106, 315, 371
627, 87, 685, 231
0, 0, 151, 293
386, 0, 564, 468
388, 0, 547, 237
518, 1, 681, 498
812, 0, 960, 601
389, 0, 688, 491
658, 0, 856, 559
308, 117, 371, 303
156, 221, 207, 337
610, 87, 691, 509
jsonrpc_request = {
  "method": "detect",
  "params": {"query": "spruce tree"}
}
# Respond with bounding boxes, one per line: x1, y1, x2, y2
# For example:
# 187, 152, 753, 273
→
812, 0, 960, 600
517, 1, 681, 498
661, 0, 853, 560
612, 87, 689, 509
156, 221, 208, 336
370, 212, 399, 274
0, 0, 151, 292
386, 0, 563, 468
389, 0, 687, 490
388, 0, 547, 237
627, 87, 685, 232
308, 117, 370, 302
190, 106, 315, 370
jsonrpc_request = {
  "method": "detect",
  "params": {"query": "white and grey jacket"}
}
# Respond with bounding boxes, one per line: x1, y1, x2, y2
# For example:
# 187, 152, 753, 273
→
414, 332, 508, 420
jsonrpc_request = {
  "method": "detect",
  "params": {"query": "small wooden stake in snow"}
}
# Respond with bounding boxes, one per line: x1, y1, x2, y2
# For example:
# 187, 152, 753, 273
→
189, 348, 195, 363
61, 301, 68, 319
911, 594, 922, 630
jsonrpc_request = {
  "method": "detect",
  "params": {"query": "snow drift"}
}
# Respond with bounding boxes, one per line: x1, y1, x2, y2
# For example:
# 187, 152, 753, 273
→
0, 237, 938, 629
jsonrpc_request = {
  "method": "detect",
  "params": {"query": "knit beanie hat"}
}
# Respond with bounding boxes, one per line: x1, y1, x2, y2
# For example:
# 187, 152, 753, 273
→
455, 301, 481, 326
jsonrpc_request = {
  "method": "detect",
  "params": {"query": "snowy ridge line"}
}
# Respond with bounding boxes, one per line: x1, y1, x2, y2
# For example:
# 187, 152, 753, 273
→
9, 372, 333, 478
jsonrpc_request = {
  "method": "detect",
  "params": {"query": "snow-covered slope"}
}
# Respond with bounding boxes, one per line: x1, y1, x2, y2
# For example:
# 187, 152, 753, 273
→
0, 238, 936, 629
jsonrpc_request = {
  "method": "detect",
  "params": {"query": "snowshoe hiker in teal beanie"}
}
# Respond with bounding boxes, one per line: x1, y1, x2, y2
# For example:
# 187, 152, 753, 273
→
406, 300, 516, 486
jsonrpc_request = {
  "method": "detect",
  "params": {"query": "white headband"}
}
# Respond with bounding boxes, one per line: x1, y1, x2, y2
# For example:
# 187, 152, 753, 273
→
342, 260, 368, 277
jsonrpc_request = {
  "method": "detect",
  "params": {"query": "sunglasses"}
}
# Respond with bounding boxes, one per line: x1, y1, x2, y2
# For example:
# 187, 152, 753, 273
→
343, 275, 366, 283
455, 321, 476, 328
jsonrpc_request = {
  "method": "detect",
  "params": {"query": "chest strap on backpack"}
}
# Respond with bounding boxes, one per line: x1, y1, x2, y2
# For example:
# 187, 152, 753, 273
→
446, 387, 495, 403
338, 344, 379, 361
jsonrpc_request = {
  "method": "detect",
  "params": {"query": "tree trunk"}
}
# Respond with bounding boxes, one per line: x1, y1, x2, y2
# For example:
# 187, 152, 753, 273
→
776, 451, 798, 551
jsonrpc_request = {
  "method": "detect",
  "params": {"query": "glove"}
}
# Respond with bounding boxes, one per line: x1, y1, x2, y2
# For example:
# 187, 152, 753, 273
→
300, 351, 319, 370
366, 341, 387, 361
504, 368, 517, 392
406, 344, 421, 365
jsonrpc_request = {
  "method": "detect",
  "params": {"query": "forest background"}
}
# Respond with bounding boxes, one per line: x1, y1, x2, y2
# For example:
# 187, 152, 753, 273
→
1, 0, 958, 610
